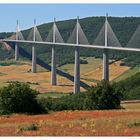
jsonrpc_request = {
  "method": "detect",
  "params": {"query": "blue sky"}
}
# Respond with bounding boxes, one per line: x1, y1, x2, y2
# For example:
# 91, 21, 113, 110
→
0, 4, 140, 32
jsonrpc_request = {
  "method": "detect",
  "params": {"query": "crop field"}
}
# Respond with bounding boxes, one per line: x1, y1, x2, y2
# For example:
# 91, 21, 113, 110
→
0, 103, 139, 136
0, 58, 131, 93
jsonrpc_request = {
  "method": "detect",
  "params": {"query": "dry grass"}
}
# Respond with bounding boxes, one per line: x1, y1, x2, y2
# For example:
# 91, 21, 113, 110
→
0, 108, 140, 136
0, 58, 130, 93
59, 57, 103, 75
83, 61, 130, 81
59, 58, 130, 85
122, 103, 140, 110
0, 63, 78, 93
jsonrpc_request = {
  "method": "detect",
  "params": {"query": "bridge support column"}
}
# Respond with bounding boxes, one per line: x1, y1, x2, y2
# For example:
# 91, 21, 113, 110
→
51, 18, 57, 85
103, 49, 109, 81
74, 46, 80, 93
32, 19, 37, 73
103, 13, 109, 81
15, 43, 18, 61
74, 16, 80, 94
32, 45, 36, 73
51, 45, 57, 85
15, 20, 19, 61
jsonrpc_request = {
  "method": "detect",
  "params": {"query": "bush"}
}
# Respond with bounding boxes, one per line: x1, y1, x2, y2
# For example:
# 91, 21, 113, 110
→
38, 80, 123, 111
37, 97, 54, 112
0, 82, 45, 115
38, 92, 94, 111
19, 123, 39, 131
90, 80, 123, 109
123, 86, 140, 100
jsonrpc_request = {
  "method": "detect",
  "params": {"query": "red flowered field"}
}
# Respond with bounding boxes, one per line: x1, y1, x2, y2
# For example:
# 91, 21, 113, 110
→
0, 109, 140, 136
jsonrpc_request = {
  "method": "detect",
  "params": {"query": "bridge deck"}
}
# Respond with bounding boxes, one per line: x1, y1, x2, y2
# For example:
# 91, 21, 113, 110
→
1, 39, 140, 52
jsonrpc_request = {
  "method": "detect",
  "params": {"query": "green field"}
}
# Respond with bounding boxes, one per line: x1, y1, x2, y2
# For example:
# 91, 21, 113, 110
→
114, 67, 139, 82
38, 93, 70, 98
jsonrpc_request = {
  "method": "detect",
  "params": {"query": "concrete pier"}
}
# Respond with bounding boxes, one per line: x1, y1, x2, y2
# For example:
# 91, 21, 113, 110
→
32, 19, 37, 73
103, 49, 109, 81
15, 43, 18, 61
32, 45, 36, 73
103, 13, 109, 81
51, 45, 57, 85
74, 16, 80, 93
74, 46, 80, 93
51, 18, 57, 85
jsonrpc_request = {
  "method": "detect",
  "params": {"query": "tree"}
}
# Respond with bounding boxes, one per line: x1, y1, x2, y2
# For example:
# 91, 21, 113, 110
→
0, 82, 44, 115
90, 80, 123, 109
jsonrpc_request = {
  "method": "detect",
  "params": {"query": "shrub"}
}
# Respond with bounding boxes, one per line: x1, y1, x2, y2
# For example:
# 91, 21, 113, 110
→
38, 81, 122, 111
0, 81, 45, 115
38, 92, 93, 111
123, 86, 140, 100
19, 123, 39, 131
90, 80, 123, 109
37, 97, 53, 112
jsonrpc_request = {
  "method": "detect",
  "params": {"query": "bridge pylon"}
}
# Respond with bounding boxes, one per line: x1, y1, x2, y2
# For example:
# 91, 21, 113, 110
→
74, 16, 80, 94
51, 18, 57, 86
15, 20, 19, 61
103, 13, 109, 81
32, 19, 37, 73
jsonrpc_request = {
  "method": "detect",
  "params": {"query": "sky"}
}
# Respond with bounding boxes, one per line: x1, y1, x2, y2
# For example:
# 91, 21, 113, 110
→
0, 4, 140, 32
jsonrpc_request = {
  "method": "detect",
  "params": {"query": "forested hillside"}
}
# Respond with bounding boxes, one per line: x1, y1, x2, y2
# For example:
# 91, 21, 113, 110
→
0, 16, 140, 67
117, 72, 140, 100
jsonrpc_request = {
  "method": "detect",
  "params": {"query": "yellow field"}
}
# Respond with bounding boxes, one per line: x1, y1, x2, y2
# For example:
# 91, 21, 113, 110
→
0, 63, 76, 93
59, 57, 103, 75
83, 61, 130, 81
0, 58, 130, 93
60, 58, 130, 82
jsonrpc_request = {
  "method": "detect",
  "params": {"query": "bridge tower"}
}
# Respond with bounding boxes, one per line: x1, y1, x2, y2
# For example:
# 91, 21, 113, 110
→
51, 18, 57, 85
15, 20, 19, 61
74, 16, 80, 94
103, 13, 109, 81
32, 19, 37, 73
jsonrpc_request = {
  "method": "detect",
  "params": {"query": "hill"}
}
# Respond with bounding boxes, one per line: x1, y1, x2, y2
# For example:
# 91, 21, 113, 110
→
0, 16, 140, 67
116, 72, 140, 100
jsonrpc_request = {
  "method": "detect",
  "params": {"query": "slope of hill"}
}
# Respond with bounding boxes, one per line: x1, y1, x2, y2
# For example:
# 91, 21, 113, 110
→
117, 72, 140, 100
